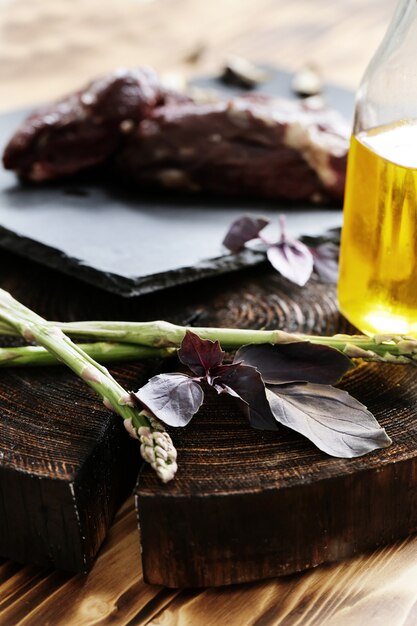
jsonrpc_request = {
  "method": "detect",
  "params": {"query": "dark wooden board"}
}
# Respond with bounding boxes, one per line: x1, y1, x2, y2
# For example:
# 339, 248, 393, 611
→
0, 366, 142, 572
135, 271, 417, 587
0, 68, 350, 297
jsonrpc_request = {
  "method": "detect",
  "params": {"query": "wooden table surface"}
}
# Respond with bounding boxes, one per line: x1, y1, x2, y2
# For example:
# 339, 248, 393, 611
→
1, 0, 414, 625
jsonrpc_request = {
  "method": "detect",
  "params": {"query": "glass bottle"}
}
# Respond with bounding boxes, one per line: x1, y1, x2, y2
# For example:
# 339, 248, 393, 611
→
338, 0, 417, 336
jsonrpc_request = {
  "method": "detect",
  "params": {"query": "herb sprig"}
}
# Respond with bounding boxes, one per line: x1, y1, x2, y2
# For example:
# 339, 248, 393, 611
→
0, 288, 411, 481
223, 215, 340, 285
134, 331, 392, 458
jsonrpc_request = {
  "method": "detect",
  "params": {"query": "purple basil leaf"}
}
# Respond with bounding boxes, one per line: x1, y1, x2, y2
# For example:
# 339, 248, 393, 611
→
178, 330, 225, 377
211, 363, 278, 430
265, 215, 314, 286
266, 383, 392, 457
223, 215, 269, 253
135, 373, 204, 427
234, 342, 354, 385
267, 239, 313, 286
312, 242, 339, 283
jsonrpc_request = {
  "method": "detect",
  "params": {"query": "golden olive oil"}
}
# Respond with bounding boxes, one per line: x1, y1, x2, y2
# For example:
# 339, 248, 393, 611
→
338, 121, 417, 335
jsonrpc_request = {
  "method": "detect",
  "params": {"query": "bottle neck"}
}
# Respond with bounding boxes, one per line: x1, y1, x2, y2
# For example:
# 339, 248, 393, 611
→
354, 0, 417, 134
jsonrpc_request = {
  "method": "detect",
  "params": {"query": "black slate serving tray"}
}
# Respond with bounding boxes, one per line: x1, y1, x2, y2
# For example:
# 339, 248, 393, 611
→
0, 67, 353, 297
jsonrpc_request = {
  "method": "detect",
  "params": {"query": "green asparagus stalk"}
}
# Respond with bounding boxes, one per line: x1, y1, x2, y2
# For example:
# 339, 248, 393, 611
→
0, 316, 416, 364
0, 342, 173, 367
0, 289, 178, 483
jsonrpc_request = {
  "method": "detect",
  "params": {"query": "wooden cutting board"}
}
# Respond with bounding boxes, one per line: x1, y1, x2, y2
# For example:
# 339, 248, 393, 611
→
135, 269, 417, 587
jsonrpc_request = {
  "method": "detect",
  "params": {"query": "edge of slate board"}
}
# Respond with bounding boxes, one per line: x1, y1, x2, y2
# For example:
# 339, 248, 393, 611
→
0, 223, 266, 297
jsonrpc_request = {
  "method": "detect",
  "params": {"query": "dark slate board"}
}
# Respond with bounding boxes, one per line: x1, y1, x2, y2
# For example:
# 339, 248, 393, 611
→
0, 68, 353, 297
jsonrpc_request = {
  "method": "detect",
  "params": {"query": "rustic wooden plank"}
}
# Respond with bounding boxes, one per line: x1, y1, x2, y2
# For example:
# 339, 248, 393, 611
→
143, 537, 417, 626
0, 565, 52, 612
4, 499, 417, 626
0, 500, 181, 626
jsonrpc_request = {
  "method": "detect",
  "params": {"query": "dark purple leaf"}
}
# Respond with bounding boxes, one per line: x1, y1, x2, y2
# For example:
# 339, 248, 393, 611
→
267, 239, 313, 286
223, 215, 269, 253
312, 242, 339, 283
234, 342, 354, 385
211, 363, 278, 430
178, 330, 224, 377
135, 373, 204, 427
266, 383, 391, 457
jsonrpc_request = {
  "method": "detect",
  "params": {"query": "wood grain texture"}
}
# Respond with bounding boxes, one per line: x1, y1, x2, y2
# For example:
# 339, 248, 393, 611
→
0, 499, 180, 626
0, 360, 143, 571
3, 498, 417, 625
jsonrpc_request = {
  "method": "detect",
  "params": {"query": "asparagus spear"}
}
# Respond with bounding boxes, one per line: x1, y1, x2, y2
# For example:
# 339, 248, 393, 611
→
0, 317, 416, 364
0, 342, 173, 367
0, 289, 178, 483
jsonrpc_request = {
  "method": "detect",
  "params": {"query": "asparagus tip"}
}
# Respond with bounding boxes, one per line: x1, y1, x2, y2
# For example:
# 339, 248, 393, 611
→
139, 428, 178, 483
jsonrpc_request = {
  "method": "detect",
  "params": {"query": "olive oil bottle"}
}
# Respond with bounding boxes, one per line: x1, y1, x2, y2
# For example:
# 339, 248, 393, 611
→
338, 0, 417, 335
339, 122, 417, 335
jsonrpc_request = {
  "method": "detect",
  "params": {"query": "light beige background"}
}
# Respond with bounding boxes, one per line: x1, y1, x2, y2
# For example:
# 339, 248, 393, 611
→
0, 0, 395, 112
